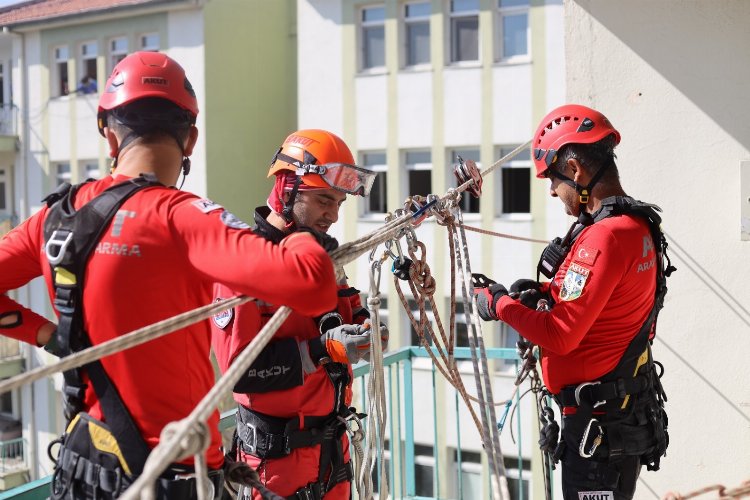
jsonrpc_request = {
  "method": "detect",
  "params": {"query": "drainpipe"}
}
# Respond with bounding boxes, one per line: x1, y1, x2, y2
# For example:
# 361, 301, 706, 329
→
2, 24, 38, 481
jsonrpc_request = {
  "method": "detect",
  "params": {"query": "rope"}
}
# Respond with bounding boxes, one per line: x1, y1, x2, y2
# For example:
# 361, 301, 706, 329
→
457, 140, 532, 193
459, 224, 549, 244
0, 295, 253, 396
662, 480, 750, 499
356, 254, 389, 500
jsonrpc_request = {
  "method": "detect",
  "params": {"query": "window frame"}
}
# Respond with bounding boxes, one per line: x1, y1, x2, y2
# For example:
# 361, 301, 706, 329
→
448, 0, 480, 65
53, 45, 70, 97
359, 4, 387, 72
79, 40, 98, 93
402, 1, 431, 69
496, 0, 531, 63
403, 149, 432, 201
139, 32, 160, 52
360, 151, 388, 217
495, 144, 532, 219
109, 36, 128, 72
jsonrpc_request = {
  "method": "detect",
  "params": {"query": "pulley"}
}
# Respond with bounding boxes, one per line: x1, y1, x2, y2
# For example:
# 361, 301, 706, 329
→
453, 155, 483, 198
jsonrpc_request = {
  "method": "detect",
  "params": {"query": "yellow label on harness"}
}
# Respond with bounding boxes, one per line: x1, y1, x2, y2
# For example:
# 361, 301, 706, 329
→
88, 420, 132, 475
621, 348, 650, 410
54, 267, 77, 286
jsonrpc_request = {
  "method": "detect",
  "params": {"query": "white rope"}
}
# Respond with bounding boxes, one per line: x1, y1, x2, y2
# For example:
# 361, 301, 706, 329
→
0, 295, 253, 396
452, 209, 510, 500
356, 254, 389, 500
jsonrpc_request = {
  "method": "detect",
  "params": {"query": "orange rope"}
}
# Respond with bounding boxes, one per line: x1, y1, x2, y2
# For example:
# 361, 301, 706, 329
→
663, 480, 750, 499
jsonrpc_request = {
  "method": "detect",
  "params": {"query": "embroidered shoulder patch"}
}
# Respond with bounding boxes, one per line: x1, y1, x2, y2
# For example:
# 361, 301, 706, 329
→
573, 244, 599, 266
212, 299, 234, 329
192, 199, 223, 214
559, 262, 590, 302
220, 210, 251, 230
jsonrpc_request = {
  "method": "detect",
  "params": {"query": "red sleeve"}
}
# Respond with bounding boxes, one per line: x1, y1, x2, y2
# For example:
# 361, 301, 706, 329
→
168, 196, 337, 317
0, 211, 54, 344
496, 225, 626, 355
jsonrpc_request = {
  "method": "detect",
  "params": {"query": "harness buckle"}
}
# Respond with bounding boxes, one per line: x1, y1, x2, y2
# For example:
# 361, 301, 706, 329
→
574, 381, 606, 408
243, 423, 256, 454
578, 417, 604, 458
46, 230, 74, 265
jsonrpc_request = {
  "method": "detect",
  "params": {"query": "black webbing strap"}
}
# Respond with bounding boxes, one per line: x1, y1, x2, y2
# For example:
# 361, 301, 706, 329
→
44, 174, 166, 474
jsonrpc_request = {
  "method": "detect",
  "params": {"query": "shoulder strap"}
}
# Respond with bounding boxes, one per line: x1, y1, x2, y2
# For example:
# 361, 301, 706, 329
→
44, 174, 165, 474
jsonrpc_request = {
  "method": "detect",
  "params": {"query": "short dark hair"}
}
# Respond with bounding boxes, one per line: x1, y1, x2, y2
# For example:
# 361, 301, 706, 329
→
551, 134, 620, 184
106, 97, 193, 144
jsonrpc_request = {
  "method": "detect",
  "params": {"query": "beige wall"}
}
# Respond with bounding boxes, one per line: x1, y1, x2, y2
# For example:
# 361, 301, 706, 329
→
566, 0, 750, 496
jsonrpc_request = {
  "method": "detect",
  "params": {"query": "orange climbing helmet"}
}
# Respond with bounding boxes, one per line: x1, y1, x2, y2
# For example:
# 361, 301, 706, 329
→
532, 104, 620, 179
268, 129, 376, 196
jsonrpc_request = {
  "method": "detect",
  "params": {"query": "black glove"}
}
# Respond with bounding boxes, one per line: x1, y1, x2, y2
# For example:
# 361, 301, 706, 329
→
510, 279, 550, 310
474, 283, 508, 321
296, 226, 339, 253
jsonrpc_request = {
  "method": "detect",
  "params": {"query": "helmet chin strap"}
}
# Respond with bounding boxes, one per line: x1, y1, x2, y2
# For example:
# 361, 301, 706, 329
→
110, 126, 190, 187
281, 176, 302, 229
551, 162, 611, 221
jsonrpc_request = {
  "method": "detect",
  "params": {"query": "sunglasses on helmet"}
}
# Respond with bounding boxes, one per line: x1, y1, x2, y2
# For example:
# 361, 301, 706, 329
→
296, 163, 377, 196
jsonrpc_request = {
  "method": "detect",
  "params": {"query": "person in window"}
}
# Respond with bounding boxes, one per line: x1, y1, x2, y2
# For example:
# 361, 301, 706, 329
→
0, 52, 339, 499
211, 129, 389, 500
474, 104, 670, 500
76, 75, 98, 94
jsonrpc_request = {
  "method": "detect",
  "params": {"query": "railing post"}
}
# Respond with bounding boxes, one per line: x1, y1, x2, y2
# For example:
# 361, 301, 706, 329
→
403, 356, 416, 497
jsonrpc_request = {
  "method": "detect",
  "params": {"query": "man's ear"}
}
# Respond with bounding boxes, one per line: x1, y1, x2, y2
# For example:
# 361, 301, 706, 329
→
568, 158, 590, 185
183, 125, 199, 156
104, 127, 119, 158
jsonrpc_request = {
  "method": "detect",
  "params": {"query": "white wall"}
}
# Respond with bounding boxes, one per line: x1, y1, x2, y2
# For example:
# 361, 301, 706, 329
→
566, 0, 750, 496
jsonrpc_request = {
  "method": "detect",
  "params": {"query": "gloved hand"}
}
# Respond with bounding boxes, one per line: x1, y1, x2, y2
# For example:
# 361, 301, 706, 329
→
474, 283, 508, 321
360, 322, 389, 361
308, 323, 371, 366
296, 226, 339, 253
510, 279, 550, 310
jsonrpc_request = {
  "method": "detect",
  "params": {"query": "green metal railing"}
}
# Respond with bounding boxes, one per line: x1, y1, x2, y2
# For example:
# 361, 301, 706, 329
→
0, 346, 530, 499
352, 346, 526, 500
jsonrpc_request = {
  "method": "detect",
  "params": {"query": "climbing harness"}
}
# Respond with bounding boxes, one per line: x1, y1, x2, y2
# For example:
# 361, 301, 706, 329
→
42, 174, 225, 500
537, 196, 674, 477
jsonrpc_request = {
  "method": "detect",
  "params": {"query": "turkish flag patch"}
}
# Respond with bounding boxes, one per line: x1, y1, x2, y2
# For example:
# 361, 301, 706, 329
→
573, 244, 599, 266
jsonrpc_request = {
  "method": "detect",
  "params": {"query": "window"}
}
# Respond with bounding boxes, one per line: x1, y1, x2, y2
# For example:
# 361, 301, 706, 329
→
0, 168, 7, 211
497, 0, 529, 60
361, 152, 387, 214
450, 0, 479, 63
452, 449, 483, 499
450, 148, 480, 213
361, 6, 385, 70
55, 163, 71, 186
405, 150, 431, 199
140, 33, 160, 51
83, 161, 101, 180
54, 46, 69, 96
497, 145, 530, 215
415, 445, 435, 497
78, 41, 98, 94
404, 1, 430, 67
495, 322, 522, 371
110, 37, 128, 71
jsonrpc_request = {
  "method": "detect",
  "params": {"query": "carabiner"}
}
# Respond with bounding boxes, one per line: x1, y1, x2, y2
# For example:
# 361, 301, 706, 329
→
578, 418, 604, 458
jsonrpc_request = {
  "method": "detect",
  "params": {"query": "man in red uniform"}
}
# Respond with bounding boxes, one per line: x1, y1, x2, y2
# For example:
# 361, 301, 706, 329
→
475, 105, 669, 500
0, 52, 338, 499
211, 129, 387, 500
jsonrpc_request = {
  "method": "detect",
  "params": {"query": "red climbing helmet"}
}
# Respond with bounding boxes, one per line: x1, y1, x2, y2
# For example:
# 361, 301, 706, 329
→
532, 104, 620, 178
97, 51, 198, 136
